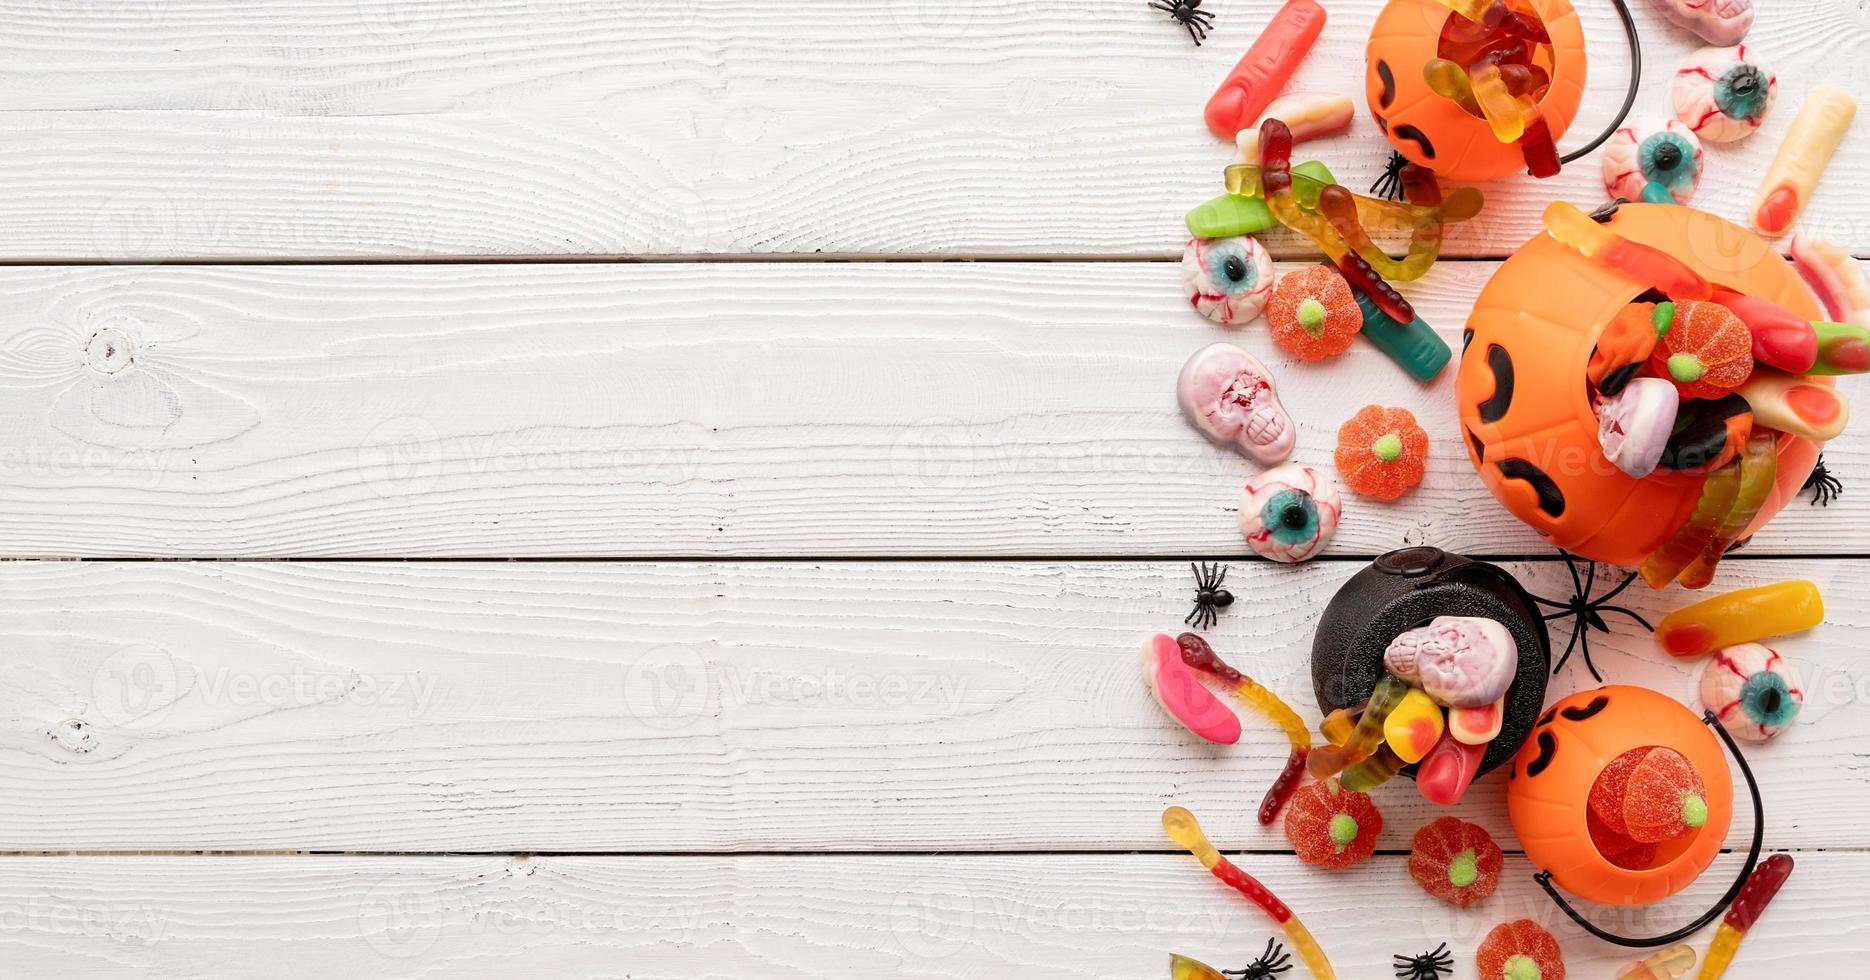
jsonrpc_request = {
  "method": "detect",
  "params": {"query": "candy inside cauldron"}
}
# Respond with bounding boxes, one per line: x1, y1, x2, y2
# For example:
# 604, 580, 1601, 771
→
1312, 547, 1551, 778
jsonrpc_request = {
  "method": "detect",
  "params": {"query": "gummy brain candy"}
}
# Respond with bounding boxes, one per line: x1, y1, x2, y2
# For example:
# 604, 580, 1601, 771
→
1183, 236, 1277, 325
1408, 816, 1503, 907
1476, 919, 1566, 980
1701, 643, 1803, 741
1602, 122, 1704, 204
1672, 45, 1776, 143
1238, 463, 1342, 563
1284, 778, 1381, 870
1266, 264, 1363, 361
1334, 404, 1428, 501
1648, 300, 1753, 400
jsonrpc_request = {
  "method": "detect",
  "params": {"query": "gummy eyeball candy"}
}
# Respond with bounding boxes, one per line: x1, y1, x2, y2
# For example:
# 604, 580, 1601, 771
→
1700, 642, 1803, 741
1182, 235, 1276, 325
1409, 816, 1503, 908
1603, 122, 1704, 204
1597, 377, 1680, 479
1476, 919, 1566, 980
1382, 616, 1517, 708
1238, 463, 1341, 563
1177, 343, 1296, 465
1284, 778, 1381, 870
1672, 45, 1776, 143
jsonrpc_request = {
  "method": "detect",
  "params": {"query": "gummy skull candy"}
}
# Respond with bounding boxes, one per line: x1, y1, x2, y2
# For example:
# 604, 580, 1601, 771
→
1182, 235, 1277, 325
1597, 377, 1680, 479
1238, 463, 1341, 563
1602, 122, 1704, 204
1409, 816, 1503, 908
1334, 404, 1428, 501
1700, 642, 1803, 741
1646, 0, 1754, 48
1284, 778, 1381, 870
1266, 264, 1363, 361
1476, 919, 1566, 980
1384, 616, 1517, 708
1176, 342, 1296, 464
1672, 45, 1776, 143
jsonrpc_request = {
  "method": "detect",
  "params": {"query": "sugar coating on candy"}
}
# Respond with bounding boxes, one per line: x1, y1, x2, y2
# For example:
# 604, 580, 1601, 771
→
1182, 236, 1277, 325
1672, 45, 1776, 144
1383, 615, 1517, 708
1649, 300, 1753, 400
1266, 265, 1363, 361
1334, 404, 1429, 501
1409, 816, 1504, 907
1284, 778, 1382, 870
1477, 919, 1566, 980
1589, 806, 1659, 870
1238, 463, 1342, 563
1623, 746, 1709, 844
1700, 642, 1803, 741
1589, 746, 1651, 837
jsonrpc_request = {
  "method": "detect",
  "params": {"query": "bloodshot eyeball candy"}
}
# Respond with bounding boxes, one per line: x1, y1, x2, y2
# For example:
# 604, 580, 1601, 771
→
1176, 343, 1296, 465
1238, 463, 1341, 563
1672, 45, 1776, 143
1699, 642, 1803, 740
1602, 122, 1704, 204
1182, 235, 1277, 325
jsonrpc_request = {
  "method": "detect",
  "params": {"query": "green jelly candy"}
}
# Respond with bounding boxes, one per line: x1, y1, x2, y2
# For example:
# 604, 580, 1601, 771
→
1291, 160, 1337, 211
1185, 193, 1276, 237
1351, 282, 1451, 381
1808, 320, 1870, 375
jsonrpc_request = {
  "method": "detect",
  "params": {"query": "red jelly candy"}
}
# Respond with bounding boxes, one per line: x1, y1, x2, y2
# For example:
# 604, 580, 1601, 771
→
1408, 816, 1504, 907
1648, 300, 1754, 400
1587, 746, 1653, 837
1476, 918, 1567, 980
1623, 746, 1708, 844
1284, 778, 1382, 870
1588, 806, 1657, 870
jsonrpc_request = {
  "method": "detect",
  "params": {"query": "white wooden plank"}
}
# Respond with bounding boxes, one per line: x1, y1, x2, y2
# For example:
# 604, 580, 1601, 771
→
1, 558, 1861, 852
0, 262, 1864, 558
0, 853, 1861, 977
1, 0, 1864, 258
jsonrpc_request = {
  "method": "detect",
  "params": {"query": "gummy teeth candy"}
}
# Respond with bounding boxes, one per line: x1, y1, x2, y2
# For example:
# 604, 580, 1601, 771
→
1182, 235, 1276, 325
1177, 343, 1296, 464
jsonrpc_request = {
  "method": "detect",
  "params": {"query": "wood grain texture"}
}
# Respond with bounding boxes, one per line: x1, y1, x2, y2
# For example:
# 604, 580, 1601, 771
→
0, 853, 1862, 977
0, 262, 1864, 558
2, 558, 1862, 852
0, 0, 1865, 258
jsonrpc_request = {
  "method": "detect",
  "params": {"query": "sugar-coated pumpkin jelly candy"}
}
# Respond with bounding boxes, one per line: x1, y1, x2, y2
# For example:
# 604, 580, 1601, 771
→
1266, 265, 1364, 362
1284, 778, 1382, 870
1617, 945, 1696, 980
1409, 816, 1503, 908
1543, 202, 1714, 301
1654, 581, 1825, 657
1162, 806, 1337, 980
1334, 405, 1429, 501
1309, 673, 1408, 779
1175, 632, 1312, 824
1622, 746, 1709, 844
1476, 919, 1566, 980
1697, 853, 1794, 979
1649, 300, 1754, 400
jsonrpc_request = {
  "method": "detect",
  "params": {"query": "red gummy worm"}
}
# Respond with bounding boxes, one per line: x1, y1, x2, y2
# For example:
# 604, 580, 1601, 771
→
1726, 854, 1794, 930
1334, 253, 1416, 324
1521, 117, 1561, 178
1259, 118, 1295, 192
1258, 749, 1308, 826
1210, 856, 1294, 923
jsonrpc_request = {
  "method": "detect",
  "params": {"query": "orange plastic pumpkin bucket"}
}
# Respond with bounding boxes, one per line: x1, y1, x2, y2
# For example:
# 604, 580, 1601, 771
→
1458, 204, 1828, 567
1508, 686, 1768, 947
1365, 0, 1587, 181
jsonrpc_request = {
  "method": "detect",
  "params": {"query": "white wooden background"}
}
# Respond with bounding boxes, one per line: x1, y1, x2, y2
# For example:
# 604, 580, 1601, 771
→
2, 1, 1868, 977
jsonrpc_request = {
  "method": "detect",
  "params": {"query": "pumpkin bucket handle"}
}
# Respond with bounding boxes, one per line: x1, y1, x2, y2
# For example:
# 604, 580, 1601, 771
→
1531, 710, 1765, 948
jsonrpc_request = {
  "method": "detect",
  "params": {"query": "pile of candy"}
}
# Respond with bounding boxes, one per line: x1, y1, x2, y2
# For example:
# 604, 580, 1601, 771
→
1422, 0, 1563, 177
1586, 746, 1709, 870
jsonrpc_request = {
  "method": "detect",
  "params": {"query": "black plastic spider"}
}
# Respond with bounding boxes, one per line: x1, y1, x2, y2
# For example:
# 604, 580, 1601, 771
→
1393, 942, 1454, 979
1151, 0, 1214, 45
1529, 550, 1654, 683
1371, 151, 1410, 200
1185, 561, 1234, 631
1222, 938, 1292, 979
1803, 453, 1843, 506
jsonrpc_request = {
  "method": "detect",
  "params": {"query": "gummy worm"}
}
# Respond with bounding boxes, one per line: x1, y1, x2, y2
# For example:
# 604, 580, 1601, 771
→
1224, 164, 1483, 232
1162, 807, 1336, 980
1315, 165, 1453, 283
1642, 454, 1741, 589
1697, 853, 1793, 978
1307, 674, 1409, 780
1543, 202, 1714, 301
1679, 431, 1777, 590
1176, 633, 1310, 824
1429, 0, 1550, 43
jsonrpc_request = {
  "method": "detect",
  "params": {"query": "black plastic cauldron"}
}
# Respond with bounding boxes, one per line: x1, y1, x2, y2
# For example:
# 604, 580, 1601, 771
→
1311, 546, 1551, 778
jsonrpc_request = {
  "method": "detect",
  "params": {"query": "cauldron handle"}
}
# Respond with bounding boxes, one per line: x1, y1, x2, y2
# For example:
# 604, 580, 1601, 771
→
1531, 710, 1765, 948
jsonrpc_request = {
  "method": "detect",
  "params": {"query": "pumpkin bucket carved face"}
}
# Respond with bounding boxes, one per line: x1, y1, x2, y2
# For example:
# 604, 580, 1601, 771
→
1365, 0, 1587, 181
1508, 686, 1732, 905
1458, 204, 1827, 567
